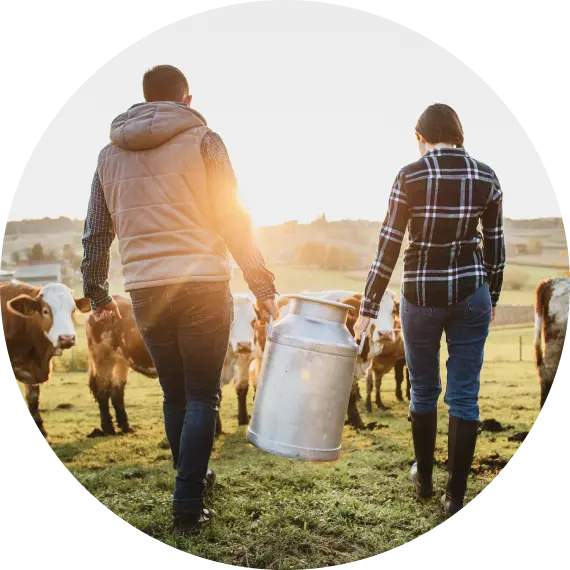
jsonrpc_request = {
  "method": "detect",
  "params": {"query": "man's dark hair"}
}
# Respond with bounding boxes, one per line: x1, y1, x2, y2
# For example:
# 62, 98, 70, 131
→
143, 65, 189, 102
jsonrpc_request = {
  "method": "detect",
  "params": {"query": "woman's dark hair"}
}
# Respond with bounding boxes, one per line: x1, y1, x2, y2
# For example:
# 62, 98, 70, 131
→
415, 104, 464, 148
143, 65, 189, 102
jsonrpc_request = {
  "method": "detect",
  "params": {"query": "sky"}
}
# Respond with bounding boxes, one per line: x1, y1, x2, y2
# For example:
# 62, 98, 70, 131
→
9, 1, 560, 227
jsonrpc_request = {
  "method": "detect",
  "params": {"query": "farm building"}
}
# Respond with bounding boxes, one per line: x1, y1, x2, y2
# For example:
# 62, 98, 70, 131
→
14, 262, 62, 286
0, 269, 15, 282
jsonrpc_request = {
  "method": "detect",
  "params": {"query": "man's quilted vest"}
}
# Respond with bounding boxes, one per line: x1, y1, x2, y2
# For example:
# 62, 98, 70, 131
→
97, 102, 230, 291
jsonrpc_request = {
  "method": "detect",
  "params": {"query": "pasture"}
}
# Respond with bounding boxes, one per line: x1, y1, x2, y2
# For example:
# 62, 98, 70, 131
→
22, 325, 539, 568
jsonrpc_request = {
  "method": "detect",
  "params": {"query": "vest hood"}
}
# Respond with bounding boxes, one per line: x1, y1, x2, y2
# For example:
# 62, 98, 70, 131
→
110, 102, 207, 151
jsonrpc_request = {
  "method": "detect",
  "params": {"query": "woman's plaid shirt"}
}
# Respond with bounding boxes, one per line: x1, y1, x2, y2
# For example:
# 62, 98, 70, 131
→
81, 131, 276, 309
361, 147, 505, 318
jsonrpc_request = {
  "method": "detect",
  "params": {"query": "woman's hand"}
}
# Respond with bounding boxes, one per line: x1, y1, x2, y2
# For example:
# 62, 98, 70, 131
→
354, 315, 371, 341
491, 307, 496, 323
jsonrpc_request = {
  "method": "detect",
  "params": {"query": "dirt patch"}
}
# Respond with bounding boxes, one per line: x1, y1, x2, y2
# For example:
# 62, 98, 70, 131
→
508, 431, 529, 442
365, 422, 389, 431
479, 419, 513, 433
472, 453, 509, 474
56, 403, 74, 410
122, 469, 145, 480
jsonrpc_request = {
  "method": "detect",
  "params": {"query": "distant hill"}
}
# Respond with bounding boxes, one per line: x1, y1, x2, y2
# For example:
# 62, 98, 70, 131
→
5, 217, 84, 235
3, 216, 567, 271
5, 215, 564, 236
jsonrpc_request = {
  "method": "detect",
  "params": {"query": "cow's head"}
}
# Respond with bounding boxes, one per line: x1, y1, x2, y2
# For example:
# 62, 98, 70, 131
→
371, 291, 397, 343
7, 283, 91, 354
229, 295, 257, 354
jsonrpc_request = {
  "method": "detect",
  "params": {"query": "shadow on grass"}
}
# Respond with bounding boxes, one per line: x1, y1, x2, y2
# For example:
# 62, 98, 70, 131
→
51, 437, 108, 463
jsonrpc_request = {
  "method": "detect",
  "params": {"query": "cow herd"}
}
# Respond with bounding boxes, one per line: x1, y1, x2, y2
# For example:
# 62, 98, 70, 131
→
1, 278, 568, 439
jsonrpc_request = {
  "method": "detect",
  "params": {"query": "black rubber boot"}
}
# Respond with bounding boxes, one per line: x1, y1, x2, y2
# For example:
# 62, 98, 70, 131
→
408, 410, 437, 498
442, 415, 479, 518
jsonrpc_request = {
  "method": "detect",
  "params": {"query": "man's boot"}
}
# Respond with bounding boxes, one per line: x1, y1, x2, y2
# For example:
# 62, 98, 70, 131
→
173, 505, 212, 535
442, 415, 479, 518
409, 410, 437, 498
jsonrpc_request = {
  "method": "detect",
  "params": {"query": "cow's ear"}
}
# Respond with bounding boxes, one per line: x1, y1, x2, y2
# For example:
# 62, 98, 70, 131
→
7, 295, 42, 318
74, 297, 92, 313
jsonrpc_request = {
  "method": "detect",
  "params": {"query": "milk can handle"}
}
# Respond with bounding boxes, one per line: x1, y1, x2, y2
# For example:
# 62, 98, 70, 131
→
267, 315, 274, 340
358, 332, 368, 356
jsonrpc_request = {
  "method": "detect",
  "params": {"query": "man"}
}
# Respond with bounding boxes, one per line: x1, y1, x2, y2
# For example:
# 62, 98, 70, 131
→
81, 65, 278, 533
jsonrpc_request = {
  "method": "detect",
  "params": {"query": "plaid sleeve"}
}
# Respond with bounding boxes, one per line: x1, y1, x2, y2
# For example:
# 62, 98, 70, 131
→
81, 171, 115, 310
361, 171, 408, 317
202, 131, 276, 300
482, 172, 505, 307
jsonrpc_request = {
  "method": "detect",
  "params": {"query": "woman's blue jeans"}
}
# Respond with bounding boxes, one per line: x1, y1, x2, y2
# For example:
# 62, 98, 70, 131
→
400, 283, 492, 421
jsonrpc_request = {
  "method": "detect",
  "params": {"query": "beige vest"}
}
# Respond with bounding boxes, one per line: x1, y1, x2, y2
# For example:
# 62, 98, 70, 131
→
97, 102, 230, 291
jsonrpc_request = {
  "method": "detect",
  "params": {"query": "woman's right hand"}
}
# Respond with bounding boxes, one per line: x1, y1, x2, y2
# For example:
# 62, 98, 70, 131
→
354, 315, 371, 341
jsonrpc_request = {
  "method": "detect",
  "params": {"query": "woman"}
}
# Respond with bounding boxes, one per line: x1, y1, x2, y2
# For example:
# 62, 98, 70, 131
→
354, 104, 505, 518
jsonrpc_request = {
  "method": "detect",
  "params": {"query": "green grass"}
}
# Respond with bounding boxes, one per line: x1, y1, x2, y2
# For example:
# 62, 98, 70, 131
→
24, 326, 539, 568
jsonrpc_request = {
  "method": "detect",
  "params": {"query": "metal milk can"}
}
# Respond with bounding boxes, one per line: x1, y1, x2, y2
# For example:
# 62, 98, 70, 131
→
247, 295, 359, 461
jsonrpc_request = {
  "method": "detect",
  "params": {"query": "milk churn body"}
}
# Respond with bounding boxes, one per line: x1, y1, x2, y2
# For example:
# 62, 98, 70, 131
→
247, 296, 358, 461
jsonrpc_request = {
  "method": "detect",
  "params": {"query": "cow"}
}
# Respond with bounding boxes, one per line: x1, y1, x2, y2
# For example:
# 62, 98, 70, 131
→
1, 281, 91, 436
365, 319, 410, 410
248, 311, 268, 407
85, 295, 158, 437
534, 277, 570, 408
226, 294, 262, 425
339, 291, 410, 412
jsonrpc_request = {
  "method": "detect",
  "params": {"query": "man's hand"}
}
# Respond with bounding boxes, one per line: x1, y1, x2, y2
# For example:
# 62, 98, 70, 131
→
354, 315, 371, 341
257, 298, 279, 322
92, 299, 122, 324
490, 306, 496, 323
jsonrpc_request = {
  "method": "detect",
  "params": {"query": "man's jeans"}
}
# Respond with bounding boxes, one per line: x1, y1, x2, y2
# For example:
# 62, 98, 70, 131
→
400, 283, 492, 421
130, 282, 233, 512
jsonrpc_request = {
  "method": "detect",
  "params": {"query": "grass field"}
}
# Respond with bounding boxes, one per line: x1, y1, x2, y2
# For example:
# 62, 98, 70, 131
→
22, 325, 540, 568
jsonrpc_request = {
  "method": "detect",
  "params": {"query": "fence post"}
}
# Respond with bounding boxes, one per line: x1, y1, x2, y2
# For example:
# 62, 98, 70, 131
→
519, 336, 523, 362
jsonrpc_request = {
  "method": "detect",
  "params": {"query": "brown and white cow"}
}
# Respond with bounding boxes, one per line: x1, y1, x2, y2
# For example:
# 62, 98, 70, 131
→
534, 277, 570, 408
247, 310, 268, 410
365, 320, 409, 411
86, 295, 158, 437
342, 292, 409, 412
225, 294, 261, 425
1, 281, 91, 436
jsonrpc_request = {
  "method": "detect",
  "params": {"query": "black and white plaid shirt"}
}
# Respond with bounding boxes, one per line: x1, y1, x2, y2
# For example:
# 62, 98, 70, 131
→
81, 130, 276, 309
361, 147, 505, 318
